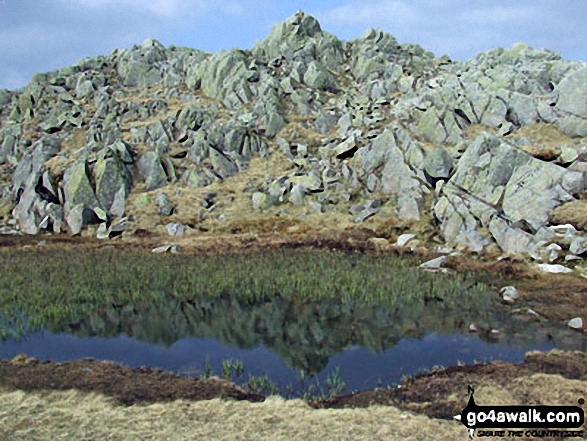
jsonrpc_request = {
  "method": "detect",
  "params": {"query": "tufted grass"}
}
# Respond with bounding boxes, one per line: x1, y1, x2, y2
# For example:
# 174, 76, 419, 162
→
0, 248, 492, 340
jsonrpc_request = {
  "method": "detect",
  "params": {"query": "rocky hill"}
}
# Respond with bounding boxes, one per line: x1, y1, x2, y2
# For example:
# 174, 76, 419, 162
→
1, 12, 586, 268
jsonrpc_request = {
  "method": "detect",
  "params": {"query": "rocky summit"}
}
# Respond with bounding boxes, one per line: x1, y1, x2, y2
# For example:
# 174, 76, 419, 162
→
1, 12, 586, 267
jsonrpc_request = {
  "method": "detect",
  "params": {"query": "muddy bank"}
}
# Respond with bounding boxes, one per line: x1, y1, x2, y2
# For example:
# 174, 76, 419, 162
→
1, 355, 263, 406
1, 350, 586, 422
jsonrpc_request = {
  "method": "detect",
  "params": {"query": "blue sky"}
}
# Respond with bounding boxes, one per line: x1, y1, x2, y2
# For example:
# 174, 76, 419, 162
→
0, 0, 585, 90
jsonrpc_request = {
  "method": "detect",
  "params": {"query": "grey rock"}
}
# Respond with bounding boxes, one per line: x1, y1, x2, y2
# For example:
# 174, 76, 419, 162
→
252, 192, 271, 211
556, 115, 587, 137
152, 245, 173, 254
354, 206, 378, 223
289, 184, 306, 206
488, 217, 533, 255
46, 202, 63, 233
183, 168, 210, 189
500, 286, 519, 303
424, 147, 453, 181
536, 263, 573, 274
166, 222, 185, 236
156, 192, 174, 216
555, 68, 587, 118
94, 206, 108, 222
65, 203, 88, 235
109, 186, 127, 218
542, 243, 563, 262
437, 133, 584, 253
420, 256, 448, 270
97, 222, 110, 239
568, 317, 584, 330
194, 50, 253, 107
303, 62, 338, 92
94, 148, 131, 213
209, 147, 238, 178
434, 195, 491, 253
289, 174, 322, 192
315, 110, 338, 134
570, 237, 587, 255
63, 161, 99, 209
549, 224, 578, 239
396, 234, 416, 247
108, 217, 128, 237
138, 152, 168, 191
308, 200, 323, 213
334, 136, 358, 160
559, 146, 579, 165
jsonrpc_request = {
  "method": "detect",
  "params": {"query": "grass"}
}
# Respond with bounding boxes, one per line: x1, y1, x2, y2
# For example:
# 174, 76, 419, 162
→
206, 357, 350, 400
0, 388, 465, 441
2, 361, 585, 440
0, 248, 492, 340
550, 200, 587, 231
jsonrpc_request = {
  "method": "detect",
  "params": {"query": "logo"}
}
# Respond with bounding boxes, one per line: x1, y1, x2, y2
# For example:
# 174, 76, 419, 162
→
454, 386, 585, 439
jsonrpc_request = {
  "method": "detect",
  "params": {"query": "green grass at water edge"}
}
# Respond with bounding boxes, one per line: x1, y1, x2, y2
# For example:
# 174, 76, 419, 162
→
0, 248, 493, 339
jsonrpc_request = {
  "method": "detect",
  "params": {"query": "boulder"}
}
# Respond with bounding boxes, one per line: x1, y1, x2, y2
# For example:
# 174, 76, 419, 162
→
193, 50, 253, 107
156, 192, 174, 216
568, 317, 584, 330
570, 237, 587, 255
396, 234, 415, 247
555, 68, 587, 118
536, 263, 573, 274
355, 129, 425, 220
63, 161, 99, 209
94, 148, 132, 214
289, 184, 306, 206
436, 133, 584, 253
138, 152, 168, 191
420, 256, 448, 271
209, 147, 238, 178
500, 286, 519, 303
423, 147, 454, 183
252, 192, 271, 211
64, 202, 95, 235
166, 222, 185, 236
303, 62, 338, 92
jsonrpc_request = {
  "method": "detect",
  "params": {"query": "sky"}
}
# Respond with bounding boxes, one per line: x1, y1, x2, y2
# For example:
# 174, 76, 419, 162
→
0, 0, 585, 91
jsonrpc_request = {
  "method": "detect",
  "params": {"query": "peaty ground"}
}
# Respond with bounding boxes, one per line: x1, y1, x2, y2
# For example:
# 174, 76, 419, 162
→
0, 351, 586, 440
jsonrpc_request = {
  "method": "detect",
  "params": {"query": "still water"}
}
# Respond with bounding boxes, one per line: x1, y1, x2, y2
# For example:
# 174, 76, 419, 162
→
0, 294, 582, 396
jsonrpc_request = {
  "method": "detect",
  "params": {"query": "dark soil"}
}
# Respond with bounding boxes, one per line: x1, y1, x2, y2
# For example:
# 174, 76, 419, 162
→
0, 355, 264, 406
1, 350, 585, 422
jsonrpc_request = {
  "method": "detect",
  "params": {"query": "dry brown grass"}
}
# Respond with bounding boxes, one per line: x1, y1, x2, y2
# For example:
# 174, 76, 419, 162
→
0, 390, 463, 441
550, 200, 587, 231
508, 123, 585, 160
44, 129, 87, 176
463, 124, 497, 139
125, 148, 297, 235
1, 366, 584, 441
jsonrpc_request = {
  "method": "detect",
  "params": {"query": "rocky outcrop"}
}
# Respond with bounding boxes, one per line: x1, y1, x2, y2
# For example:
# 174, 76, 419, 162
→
0, 11, 586, 267
435, 133, 584, 253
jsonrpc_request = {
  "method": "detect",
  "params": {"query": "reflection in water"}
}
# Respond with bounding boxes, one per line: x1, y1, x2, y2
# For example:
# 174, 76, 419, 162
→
1, 293, 583, 395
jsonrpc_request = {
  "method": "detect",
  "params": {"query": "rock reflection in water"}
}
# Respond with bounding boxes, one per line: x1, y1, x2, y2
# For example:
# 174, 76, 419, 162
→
42, 292, 578, 375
